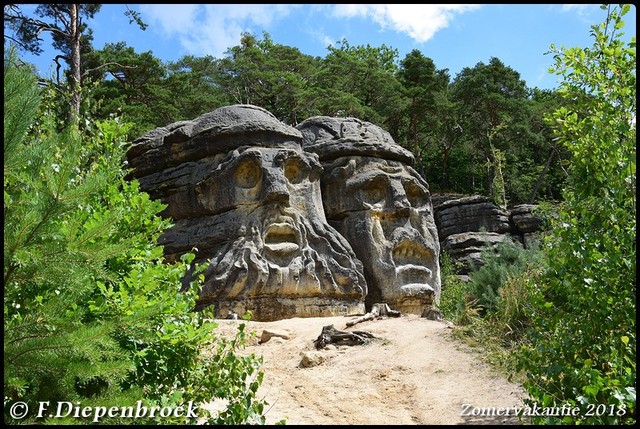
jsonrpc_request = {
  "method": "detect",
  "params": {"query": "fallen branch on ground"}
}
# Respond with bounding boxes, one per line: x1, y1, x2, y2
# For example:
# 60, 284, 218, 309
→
314, 324, 375, 349
346, 302, 400, 327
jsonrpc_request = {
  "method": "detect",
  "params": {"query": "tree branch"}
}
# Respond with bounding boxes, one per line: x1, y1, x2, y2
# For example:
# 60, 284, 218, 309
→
49, 5, 70, 30
81, 62, 138, 79
3, 34, 31, 51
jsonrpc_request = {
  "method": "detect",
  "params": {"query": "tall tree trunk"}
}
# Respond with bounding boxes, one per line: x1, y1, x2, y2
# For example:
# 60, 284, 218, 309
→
68, 4, 81, 128
440, 143, 450, 189
529, 144, 557, 204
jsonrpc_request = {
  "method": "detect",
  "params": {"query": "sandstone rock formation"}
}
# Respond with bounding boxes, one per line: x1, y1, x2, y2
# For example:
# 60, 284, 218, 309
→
297, 116, 441, 316
125, 104, 541, 321
432, 194, 544, 274
126, 105, 367, 321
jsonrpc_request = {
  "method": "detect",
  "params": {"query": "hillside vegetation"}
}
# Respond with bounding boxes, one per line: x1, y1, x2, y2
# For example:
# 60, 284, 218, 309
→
4, 4, 635, 425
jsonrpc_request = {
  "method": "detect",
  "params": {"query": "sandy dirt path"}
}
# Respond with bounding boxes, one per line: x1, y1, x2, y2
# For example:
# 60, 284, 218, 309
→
210, 314, 528, 425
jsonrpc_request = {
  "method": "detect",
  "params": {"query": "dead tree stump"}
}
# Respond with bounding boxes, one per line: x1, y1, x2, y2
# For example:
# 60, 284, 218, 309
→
313, 324, 375, 349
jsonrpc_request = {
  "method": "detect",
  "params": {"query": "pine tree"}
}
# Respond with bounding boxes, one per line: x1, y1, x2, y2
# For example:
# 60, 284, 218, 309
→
4, 45, 138, 414
4, 46, 270, 424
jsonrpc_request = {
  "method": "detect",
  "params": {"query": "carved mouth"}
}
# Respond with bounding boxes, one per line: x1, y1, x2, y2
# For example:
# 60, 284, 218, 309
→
392, 241, 433, 267
263, 222, 300, 254
392, 240, 434, 283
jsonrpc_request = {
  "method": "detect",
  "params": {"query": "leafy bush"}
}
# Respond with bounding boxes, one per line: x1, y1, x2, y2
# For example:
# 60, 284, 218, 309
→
515, 5, 636, 424
466, 240, 542, 316
4, 47, 270, 425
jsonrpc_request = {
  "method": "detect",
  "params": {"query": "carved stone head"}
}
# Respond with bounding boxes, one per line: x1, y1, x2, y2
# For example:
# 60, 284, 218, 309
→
126, 105, 366, 320
297, 116, 441, 315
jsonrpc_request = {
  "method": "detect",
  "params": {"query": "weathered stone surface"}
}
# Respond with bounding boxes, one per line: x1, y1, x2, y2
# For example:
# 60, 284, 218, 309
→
126, 105, 302, 178
299, 350, 330, 368
433, 195, 511, 241
126, 105, 367, 321
297, 115, 415, 164
298, 116, 441, 316
433, 194, 546, 273
510, 204, 544, 233
259, 329, 291, 344
442, 231, 519, 274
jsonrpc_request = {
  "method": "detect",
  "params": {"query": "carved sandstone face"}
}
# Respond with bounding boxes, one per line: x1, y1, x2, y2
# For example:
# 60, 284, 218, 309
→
322, 157, 441, 310
192, 146, 366, 317
197, 146, 324, 262
297, 115, 441, 314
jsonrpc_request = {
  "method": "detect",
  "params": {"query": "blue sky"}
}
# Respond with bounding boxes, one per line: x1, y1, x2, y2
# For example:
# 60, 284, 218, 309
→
12, 4, 637, 90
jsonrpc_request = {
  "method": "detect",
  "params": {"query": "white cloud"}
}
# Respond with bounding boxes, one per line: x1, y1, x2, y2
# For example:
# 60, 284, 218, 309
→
137, 4, 481, 58
138, 4, 199, 35
322, 35, 335, 50
559, 4, 599, 13
331, 4, 481, 43
557, 4, 605, 25
139, 4, 299, 57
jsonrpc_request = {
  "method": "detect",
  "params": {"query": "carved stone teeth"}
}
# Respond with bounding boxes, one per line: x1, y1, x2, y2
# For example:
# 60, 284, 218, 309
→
393, 246, 428, 263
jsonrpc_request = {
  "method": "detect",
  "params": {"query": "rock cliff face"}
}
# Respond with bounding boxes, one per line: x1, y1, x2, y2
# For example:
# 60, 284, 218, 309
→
126, 105, 367, 321
432, 194, 544, 275
297, 116, 441, 315
126, 104, 544, 320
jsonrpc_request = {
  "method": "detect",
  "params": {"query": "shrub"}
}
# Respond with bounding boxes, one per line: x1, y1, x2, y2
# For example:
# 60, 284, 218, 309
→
4, 47, 270, 425
466, 240, 542, 316
515, 5, 636, 424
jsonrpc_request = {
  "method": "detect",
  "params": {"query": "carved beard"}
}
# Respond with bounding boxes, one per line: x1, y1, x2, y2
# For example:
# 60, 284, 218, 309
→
372, 219, 439, 294
194, 204, 366, 310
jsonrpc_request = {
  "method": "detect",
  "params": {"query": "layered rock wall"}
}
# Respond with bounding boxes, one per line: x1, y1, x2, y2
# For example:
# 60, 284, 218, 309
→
126, 105, 367, 321
432, 194, 544, 274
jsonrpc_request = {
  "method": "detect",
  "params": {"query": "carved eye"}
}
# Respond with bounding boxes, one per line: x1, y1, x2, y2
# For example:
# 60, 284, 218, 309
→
235, 159, 261, 189
362, 178, 386, 204
284, 158, 306, 184
404, 181, 427, 208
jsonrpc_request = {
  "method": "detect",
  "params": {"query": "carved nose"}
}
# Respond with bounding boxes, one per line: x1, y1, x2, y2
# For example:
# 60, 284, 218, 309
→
389, 182, 411, 216
394, 198, 411, 214
261, 172, 290, 203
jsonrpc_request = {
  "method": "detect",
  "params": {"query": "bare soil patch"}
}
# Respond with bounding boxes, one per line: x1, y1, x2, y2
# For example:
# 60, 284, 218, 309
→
210, 314, 528, 425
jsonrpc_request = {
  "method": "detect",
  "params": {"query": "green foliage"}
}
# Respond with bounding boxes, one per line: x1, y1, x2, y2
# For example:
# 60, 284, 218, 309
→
216, 32, 318, 125
492, 265, 543, 346
203, 322, 269, 425
397, 49, 450, 175
437, 252, 468, 323
447, 57, 549, 202
466, 241, 541, 317
4, 50, 139, 420
4, 50, 270, 424
516, 4, 636, 424
86, 41, 175, 138
440, 240, 544, 377
311, 39, 404, 127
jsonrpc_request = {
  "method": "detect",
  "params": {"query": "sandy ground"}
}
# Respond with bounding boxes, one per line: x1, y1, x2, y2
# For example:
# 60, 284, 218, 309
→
208, 314, 529, 425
